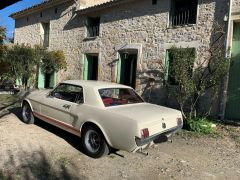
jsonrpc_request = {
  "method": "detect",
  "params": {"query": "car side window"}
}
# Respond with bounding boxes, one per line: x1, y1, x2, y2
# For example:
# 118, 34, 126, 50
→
51, 84, 84, 104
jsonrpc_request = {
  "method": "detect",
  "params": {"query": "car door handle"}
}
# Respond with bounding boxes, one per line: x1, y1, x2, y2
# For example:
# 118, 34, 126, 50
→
63, 104, 71, 109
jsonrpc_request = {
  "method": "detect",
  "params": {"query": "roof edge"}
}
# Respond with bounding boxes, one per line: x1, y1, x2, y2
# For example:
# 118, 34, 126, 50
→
76, 0, 135, 15
10, 0, 72, 19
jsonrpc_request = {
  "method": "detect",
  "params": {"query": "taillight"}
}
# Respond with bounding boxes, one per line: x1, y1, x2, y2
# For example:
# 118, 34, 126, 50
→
141, 128, 149, 139
177, 118, 183, 126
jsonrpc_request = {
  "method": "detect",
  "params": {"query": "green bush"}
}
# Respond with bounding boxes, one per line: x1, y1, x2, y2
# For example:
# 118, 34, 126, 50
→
185, 118, 216, 134
41, 50, 67, 74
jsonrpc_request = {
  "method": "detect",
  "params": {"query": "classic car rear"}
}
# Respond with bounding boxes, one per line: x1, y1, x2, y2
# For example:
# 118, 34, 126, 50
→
22, 80, 183, 158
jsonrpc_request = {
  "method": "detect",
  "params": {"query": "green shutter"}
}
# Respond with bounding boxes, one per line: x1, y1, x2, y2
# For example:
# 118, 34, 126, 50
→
16, 79, 22, 86
50, 71, 56, 88
38, 68, 45, 89
225, 23, 240, 120
165, 50, 170, 81
84, 54, 88, 80
117, 54, 122, 83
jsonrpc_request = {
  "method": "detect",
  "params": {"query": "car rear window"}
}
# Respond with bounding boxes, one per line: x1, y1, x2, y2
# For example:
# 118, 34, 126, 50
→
99, 88, 144, 107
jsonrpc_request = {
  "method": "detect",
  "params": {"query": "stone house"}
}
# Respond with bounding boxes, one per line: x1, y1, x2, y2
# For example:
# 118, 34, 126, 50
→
11, 0, 240, 120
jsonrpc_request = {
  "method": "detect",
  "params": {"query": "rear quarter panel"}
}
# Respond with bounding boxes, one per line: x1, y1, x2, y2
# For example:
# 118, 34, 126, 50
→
76, 105, 139, 152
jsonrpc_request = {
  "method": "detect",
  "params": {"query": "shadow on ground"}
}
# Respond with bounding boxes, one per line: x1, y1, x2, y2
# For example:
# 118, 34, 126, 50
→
0, 148, 87, 180
7, 107, 124, 158
8, 107, 84, 153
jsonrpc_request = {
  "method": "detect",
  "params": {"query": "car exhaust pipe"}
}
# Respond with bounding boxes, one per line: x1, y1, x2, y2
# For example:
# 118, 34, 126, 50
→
136, 148, 148, 156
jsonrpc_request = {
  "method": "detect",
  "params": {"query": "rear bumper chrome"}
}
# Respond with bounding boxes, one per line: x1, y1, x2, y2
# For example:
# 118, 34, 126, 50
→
135, 125, 182, 147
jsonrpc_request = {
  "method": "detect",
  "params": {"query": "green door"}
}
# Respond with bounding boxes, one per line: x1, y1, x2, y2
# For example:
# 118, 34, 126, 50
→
225, 22, 240, 120
38, 69, 45, 89
117, 53, 137, 89
38, 68, 56, 89
84, 54, 98, 80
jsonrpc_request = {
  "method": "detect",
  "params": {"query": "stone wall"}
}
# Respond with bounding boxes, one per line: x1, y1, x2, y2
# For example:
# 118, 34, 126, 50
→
232, 0, 240, 13
233, 0, 240, 7
14, 0, 229, 115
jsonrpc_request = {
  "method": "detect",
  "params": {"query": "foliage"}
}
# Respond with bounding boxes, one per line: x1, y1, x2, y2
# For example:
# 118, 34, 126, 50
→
166, 47, 196, 118
5, 44, 37, 89
0, 44, 7, 59
1, 43, 66, 89
185, 118, 216, 134
0, 26, 6, 44
0, 45, 10, 80
41, 50, 67, 74
0, 59, 11, 80
165, 23, 229, 119
0, 27, 9, 81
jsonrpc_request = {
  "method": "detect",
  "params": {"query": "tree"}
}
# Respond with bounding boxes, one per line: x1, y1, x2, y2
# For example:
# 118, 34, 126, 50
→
0, 26, 9, 82
0, 26, 6, 45
5, 44, 37, 89
165, 23, 229, 119
41, 50, 67, 74
166, 47, 196, 118
4, 44, 66, 89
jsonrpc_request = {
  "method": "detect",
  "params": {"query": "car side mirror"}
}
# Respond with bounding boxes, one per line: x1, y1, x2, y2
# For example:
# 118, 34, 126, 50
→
48, 91, 60, 98
53, 92, 62, 99
47, 91, 54, 97
76, 97, 84, 104
76, 100, 84, 105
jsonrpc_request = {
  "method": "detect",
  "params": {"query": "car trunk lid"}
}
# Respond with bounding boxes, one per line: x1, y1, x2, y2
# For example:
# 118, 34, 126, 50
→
108, 103, 182, 136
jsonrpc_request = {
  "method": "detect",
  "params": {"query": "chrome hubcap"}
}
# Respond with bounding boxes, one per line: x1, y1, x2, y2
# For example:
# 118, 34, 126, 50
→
85, 130, 100, 153
23, 105, 31, 121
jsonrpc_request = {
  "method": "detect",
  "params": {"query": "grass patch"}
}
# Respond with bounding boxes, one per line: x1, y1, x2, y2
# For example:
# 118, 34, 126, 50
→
0, 94, 20, 109
184, 118, 216, 135
0, 170, 7, 180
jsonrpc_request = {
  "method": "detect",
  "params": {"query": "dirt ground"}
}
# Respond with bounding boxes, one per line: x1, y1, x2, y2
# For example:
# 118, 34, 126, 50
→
0, 107, 240, 180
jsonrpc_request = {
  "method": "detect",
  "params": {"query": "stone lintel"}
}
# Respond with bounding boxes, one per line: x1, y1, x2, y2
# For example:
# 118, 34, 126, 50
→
163, 41, 201, 50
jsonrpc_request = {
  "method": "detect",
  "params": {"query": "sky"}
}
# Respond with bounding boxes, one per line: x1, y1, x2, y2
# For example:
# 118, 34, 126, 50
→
0, 0, 43, 38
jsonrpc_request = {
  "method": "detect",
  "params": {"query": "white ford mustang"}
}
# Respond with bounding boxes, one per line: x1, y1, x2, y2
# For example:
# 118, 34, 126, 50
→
22, 80, 183, 158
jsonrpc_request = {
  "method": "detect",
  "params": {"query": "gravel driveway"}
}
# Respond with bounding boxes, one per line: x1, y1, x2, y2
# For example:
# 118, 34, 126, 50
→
0, 107, 240, 180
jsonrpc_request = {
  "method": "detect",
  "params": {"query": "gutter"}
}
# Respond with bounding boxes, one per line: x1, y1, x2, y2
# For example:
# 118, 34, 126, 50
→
219, 0, 233, 120
76, 0, 135, 15
225, 0, 233, 55
10, 0, 71, 19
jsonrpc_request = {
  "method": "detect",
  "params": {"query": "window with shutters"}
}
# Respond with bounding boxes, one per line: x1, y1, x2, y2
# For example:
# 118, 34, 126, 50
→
86, 17, 100, 37
170, 0, 198, 26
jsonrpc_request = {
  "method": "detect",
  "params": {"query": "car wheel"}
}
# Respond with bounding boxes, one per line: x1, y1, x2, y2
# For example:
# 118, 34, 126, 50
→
22, 102, 35, 124
82, 126, 109, 158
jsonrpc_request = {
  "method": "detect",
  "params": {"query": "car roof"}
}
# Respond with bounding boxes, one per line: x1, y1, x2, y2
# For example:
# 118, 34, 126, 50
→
62, 80, 131, 89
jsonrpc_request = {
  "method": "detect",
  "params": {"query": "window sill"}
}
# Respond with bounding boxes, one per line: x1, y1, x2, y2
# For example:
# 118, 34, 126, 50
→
167, 23, 196, 29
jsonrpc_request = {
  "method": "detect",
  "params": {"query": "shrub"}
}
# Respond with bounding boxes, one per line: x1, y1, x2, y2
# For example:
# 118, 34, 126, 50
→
41, 50, 67, 74
185, 118, 216, 134
164, 23, 229, 119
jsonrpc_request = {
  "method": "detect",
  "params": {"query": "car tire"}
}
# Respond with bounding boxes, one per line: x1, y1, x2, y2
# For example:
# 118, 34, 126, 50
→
82, 126, 109, 158
22, 102, 35, 124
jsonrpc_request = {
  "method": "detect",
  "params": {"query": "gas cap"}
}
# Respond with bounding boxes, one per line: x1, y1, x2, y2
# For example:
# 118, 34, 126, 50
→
162, 123, 166, 129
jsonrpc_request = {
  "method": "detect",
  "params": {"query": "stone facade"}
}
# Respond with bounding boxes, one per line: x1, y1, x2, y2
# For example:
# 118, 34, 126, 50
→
233, 0, 240, 8
232, 0, 240, 18
13, 0, 230, 115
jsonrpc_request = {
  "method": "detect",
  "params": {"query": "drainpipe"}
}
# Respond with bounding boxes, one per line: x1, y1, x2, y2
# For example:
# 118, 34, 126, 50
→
219, 0, 233, 120
225, 0, 233, 54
